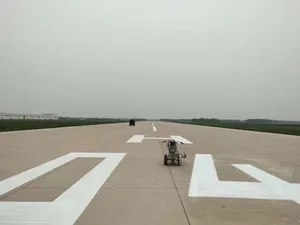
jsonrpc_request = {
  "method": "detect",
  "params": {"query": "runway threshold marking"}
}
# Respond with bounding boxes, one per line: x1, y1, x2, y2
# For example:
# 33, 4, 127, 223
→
189, 154, 300, 205
0, 152, 126, 224
127, 135, 193, 144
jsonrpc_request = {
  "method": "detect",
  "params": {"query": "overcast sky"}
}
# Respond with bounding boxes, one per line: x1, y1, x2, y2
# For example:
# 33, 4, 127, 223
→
0, 0, 299, 120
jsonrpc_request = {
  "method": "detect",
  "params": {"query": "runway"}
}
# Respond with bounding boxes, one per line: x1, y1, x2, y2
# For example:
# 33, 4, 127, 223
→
0, 121, 300, 224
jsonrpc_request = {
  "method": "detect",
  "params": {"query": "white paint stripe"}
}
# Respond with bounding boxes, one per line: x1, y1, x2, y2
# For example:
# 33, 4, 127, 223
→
0, 202, 54, 224
127, 135, 192, 144
144, 137, 171, 140
54, 153, 125, 225
189, 154, 300, 205
290, 184, 300, 205
190, 154, 219, 184
233, 164, 290, 186
152, 122, 157, 132
0, 152, 121, 196
0, 153, 126, 225
189, 182, 288, 199
0, 223, 51, 225
54, 154, 124, 203
126, 135, 144, 143
170, 135, 193, 144
0, 153, 76, 196
0, 222, 52, 225
188, 155, 282, 199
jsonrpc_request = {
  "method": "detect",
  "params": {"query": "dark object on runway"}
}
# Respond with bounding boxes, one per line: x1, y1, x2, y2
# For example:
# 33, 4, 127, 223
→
129, 119, 135, 126
162, 140, 186, 166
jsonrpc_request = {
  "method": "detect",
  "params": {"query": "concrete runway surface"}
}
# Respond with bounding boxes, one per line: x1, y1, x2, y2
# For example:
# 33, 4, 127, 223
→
0, 121, 300, 225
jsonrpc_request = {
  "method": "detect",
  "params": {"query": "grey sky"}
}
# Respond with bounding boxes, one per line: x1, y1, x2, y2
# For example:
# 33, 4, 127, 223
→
0, 0, 299, 120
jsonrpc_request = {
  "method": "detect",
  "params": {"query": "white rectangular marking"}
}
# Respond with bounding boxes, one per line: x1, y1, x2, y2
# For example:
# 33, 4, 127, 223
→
126, 135, 144, 143
126, 135, 192, 144
0, 152, 126, 225
190, 154, 219, 184
170, 136, 193, 144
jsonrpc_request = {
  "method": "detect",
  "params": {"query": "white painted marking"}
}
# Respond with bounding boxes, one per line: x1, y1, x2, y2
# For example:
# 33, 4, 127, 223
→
233, 164, 290, 186
127, 135, 192, 144
0, 154, 75, 196
189, 154, 218, 186
144, 137, 171, 140
126, 135, 144, 143
189, 154, 300, 205
0, 152, 126, 225
152, 123, 157, 132
170, 135, 193, 144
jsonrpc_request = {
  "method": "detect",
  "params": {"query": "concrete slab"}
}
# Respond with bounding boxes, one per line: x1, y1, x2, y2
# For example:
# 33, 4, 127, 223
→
0, 121, 300, 224
1, 188, 65, 202
102, 139, 175, 189
74, 189, 189, 225
179, 189, 300, 225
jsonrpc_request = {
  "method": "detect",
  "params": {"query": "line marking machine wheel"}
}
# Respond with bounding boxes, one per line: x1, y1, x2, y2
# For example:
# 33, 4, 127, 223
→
164, 154, 168, 165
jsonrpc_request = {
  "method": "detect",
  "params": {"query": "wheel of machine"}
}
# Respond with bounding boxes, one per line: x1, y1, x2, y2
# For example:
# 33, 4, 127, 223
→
164, 155, 168, 165
177, 159, 181, 166
177, 156, 181, 166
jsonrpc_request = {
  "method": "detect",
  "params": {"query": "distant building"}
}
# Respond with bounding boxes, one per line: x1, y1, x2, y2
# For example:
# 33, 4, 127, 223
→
40, 114, 59, 120
0, 113, 59, 120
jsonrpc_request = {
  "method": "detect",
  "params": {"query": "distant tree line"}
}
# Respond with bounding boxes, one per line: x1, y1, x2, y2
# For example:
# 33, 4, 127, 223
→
59, 117, 148, 122
0, 117, 148, 132
160, 118, 300, 125
159, 118, 300, 136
